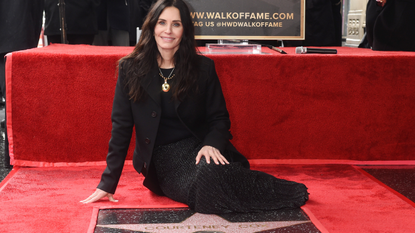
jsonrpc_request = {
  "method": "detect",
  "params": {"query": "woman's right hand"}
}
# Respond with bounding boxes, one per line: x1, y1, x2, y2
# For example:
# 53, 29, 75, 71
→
80, 188, 118, 204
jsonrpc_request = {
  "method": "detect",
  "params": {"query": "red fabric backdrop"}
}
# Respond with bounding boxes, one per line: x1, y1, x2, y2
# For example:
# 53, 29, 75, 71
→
6, 44, 415, 166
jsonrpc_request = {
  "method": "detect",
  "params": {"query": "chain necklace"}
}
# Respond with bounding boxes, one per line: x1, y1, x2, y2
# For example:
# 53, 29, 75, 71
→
158, 67, 175, 92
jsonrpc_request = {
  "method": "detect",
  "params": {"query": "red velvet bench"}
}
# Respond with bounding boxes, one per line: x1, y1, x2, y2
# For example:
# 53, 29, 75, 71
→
6, 44, 415, 166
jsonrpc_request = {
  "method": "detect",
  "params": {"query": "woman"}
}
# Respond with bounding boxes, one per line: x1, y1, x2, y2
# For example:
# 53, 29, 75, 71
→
81, 0, 309, 214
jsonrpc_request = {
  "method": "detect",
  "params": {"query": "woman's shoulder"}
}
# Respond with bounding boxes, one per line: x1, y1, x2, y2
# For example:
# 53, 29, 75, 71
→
196, 54, 215, 72
197, 54, 214, 64
119, 57, 133, 66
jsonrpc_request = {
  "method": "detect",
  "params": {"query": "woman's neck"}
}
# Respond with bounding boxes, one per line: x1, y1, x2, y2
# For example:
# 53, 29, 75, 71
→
158, 52, 175, 69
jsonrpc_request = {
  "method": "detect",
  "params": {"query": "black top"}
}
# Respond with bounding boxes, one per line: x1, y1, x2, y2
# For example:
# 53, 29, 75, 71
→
155, 68, 193, 146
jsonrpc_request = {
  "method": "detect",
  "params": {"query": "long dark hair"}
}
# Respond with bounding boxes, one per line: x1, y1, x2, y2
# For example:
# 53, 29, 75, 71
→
120, 0, 199, 102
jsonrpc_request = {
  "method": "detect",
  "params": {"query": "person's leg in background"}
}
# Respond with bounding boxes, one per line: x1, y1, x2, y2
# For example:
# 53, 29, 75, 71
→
110, 29, 130, 46
0, 54, 10, 168
0, 0, 44, 168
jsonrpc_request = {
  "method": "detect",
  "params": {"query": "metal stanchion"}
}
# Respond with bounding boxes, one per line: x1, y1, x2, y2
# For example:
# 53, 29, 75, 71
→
58, 0, 68, 44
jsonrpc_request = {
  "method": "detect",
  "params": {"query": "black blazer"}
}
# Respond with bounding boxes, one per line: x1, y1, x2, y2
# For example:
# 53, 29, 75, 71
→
98, 56, 249, 195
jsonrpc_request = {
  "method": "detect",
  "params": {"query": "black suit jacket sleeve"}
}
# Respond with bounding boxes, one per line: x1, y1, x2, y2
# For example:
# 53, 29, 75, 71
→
200, 60, 232, 153
97, 64, 134, 194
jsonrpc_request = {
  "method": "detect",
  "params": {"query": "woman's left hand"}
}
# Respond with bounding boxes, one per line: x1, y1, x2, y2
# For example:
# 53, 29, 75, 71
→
196, 146, 230, 165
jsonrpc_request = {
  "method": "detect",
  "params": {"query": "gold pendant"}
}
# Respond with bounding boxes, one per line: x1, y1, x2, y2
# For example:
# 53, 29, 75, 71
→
162, 82, 170, 92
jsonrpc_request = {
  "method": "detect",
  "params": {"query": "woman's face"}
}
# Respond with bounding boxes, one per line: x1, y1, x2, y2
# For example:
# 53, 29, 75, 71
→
154, 7, 183, 55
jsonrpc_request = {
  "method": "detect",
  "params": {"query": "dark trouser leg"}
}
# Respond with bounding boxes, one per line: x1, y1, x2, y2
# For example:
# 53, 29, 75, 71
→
0, 54, 10, 168
0, 53, 5, 100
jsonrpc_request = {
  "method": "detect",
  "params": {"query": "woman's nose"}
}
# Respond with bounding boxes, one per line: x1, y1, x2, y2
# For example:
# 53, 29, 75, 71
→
165, 24, 172, 33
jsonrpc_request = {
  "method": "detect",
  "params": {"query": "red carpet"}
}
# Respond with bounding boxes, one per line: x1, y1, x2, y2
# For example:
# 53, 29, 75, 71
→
4, 45, 415, 231
1, 162, 415, 232
6, 45, 415, 166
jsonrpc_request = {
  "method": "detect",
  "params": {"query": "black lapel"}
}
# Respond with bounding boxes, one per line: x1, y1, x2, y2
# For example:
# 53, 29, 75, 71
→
142, 69, 161, 107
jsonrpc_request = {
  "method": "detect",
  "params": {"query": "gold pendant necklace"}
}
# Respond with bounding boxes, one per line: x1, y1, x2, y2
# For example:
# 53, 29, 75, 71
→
159, 67, 175, 92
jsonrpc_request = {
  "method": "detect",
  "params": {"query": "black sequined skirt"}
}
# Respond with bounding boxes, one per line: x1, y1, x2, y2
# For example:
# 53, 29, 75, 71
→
152, 137, 309, 214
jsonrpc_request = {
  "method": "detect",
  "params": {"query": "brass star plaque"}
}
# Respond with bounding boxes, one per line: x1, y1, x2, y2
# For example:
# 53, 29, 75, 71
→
94, 208, 321, 233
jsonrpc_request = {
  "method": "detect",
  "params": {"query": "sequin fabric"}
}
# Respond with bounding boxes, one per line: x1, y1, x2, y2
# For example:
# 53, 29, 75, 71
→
152, 137, 309, 214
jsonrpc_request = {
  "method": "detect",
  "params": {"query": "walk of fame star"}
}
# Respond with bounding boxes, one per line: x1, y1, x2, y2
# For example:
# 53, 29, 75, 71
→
94, 208, 320, 233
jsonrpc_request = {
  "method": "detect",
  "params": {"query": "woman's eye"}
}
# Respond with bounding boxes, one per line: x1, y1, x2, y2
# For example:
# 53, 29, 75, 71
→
158, 21, 165, 25
173, 23, 181, 27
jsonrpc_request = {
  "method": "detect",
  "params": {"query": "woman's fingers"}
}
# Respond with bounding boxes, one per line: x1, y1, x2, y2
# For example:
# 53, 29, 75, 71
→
209, 146, 229, 165
80, 189, 117, 204
107, 194, 119, 203
210, 148, 220, 164
195, 150, 203, 164
80, 190, 104, 203
216, 151, 229, 165
196, 146, 229, 165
